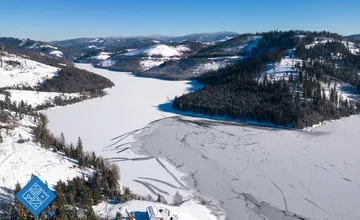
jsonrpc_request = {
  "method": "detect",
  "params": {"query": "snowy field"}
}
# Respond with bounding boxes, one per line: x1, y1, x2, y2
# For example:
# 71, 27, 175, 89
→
0, 90, 81, 107
0, 53, 59, 88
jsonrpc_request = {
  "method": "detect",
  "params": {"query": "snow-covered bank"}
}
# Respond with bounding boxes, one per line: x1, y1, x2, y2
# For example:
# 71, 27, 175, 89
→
93, 200, 216, 220
0, 90, 81, 107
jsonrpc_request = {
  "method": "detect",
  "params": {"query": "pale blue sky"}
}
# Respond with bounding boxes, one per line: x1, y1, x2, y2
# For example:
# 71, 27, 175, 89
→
0, 0, 359, 41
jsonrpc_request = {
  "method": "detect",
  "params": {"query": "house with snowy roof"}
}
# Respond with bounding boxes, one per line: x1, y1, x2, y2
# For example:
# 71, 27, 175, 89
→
146, 205, 163, 220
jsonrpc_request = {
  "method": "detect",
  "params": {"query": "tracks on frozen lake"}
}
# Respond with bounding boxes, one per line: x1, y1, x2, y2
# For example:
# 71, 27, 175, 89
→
121, 116, 360, 220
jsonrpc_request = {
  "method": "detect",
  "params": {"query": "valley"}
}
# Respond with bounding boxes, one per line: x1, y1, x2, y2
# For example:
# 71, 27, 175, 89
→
1, 30, 360, 220
44, 63, 360, 220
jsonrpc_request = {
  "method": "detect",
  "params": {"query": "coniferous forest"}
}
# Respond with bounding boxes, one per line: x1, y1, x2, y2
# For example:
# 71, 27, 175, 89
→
173, 31, 360, 128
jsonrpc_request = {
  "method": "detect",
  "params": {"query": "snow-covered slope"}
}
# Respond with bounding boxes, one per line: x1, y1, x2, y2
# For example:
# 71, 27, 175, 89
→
93, 200, 217, 220
0, 52, 59, 88
261, 56, 302, 81
92, 52, 112, 60
0, 114, 90, 208
305, 38, 360, 55
218, 36, 233, 42
125, 44, 190, 57
139, 58, 168, 71
49, 50, 64, 58
0, 90, 81, 107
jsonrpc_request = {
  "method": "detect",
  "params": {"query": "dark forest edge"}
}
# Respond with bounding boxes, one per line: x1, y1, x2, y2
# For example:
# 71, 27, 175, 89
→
0, 45, 114, 94
173, 31, 360, 129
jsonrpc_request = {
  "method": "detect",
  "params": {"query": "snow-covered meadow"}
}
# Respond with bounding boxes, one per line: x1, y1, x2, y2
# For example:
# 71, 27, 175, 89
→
124, 44, 190, 57
0, 90, 82, 107
0, 53, 59, 88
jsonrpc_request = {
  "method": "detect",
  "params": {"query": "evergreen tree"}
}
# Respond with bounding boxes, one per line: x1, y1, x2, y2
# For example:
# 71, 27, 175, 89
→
68, 180, 77, 206
14, 182, 28, 220
76, 137, 84, 167
54, 181, 68, 220
172, 191, 183, 206
115, 212, 123, 220
81, 187, 93, 208
92, 172, 101, 204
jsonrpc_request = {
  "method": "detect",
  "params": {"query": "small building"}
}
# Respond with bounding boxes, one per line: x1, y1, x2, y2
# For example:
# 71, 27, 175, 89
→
146, 205, 163, 220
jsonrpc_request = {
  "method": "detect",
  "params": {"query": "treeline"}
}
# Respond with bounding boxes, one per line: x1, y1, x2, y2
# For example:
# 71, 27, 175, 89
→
35, 90, 107, 110
37, 66, 114, 93
197, 49, 284, 84
174, 79, 359, 128
6, 113, 138, 219
173, 31, 360, 128
0, 90, 106, 114
0, 47, 114, 94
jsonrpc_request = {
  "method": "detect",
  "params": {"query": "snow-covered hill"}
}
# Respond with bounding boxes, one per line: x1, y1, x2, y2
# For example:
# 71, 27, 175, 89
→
125, 44, 191, 57
0, 52, 59, 88
0, 113, 90, 210
16, 38, 67, 58
305, 37, 360, 55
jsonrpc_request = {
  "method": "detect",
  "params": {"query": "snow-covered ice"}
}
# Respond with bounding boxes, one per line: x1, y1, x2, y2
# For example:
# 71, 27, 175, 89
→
126, 116, 360, 220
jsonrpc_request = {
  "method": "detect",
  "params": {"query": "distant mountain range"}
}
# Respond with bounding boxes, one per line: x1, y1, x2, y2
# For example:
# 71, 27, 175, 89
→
1, 30, 360, 129
347, 34, 360, 40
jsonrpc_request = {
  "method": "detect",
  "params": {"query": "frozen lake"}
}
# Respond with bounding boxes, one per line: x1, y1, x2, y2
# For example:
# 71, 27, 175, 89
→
45, 63, 201, 154
45, 64, 360, 220
127, 116, 360, 220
